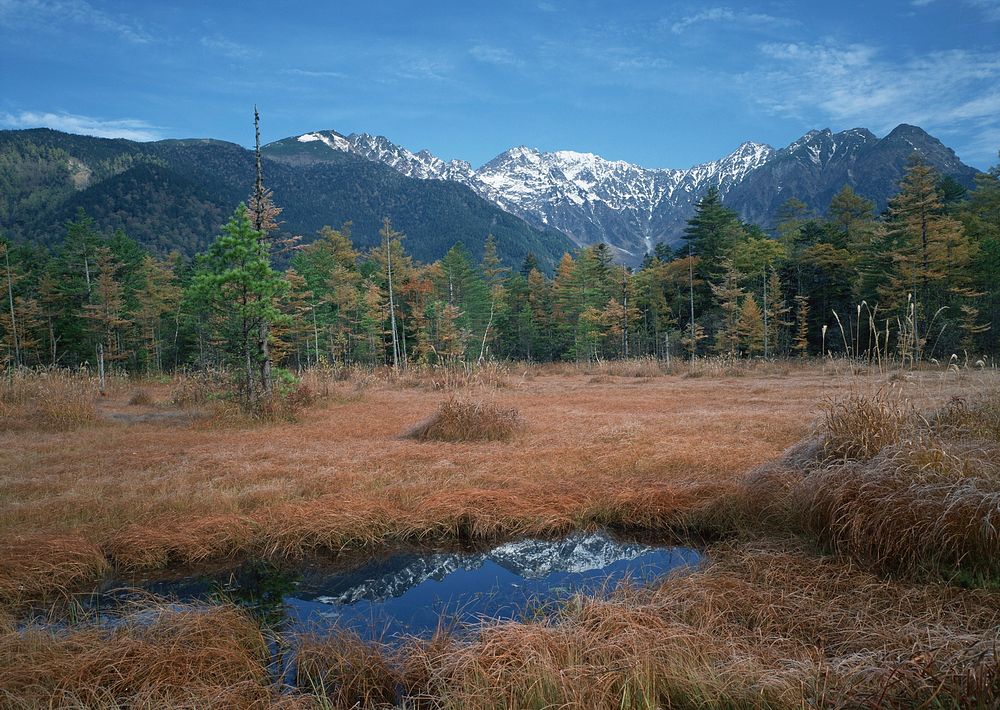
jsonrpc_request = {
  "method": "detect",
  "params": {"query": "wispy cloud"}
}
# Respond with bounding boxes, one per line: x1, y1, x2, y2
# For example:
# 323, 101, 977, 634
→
750, 41, 1000, 162
0, 0, 152, 43
200, 35, 259, 60
470, 44, 524, 68
965, 0, 1000, 20
911, 0, 1000, 20
669, 7, 795, 34
283, 68, 347, 79
0, 110, 162, 141
386, 51, 453, 82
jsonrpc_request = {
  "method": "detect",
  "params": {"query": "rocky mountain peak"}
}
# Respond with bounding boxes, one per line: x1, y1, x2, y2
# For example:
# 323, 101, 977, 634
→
265, 124, 978, 265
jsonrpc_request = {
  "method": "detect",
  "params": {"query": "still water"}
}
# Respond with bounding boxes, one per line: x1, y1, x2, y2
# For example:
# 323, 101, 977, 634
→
96, 530, 702, 640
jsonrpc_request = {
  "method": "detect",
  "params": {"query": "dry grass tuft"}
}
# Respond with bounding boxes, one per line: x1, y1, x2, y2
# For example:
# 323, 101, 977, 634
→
935, 391, 1000, 442
0, 370, 99, 431
405, 397, 524, 442
797, 440, 1000, 575
753, 389, 1000, 577
0, 603, 273, 708
102, 514, 255, 573
253, 498, 398, 558
127, 388, 154, 406
584, 483, 742, 538
412, 488, 579, 541
0, 535, 109, 606
820, 389, 914, 461
296, 631, 398, 708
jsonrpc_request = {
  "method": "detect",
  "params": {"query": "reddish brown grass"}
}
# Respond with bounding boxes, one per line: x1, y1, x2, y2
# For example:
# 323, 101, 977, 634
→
405, 396, 524, 442
0, 534, 108, 606
1, 364, 999, 707
296, 631, 398, 707
0, 603, 275, 708
820, 388, 915, 461
127, 388, 154, 406
0, 370, 100, 432
2, 366, 991, 603
740, 388, 1000, 577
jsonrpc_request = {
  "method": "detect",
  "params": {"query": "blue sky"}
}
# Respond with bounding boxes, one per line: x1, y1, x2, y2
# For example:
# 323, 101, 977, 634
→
2, 0, 999, 169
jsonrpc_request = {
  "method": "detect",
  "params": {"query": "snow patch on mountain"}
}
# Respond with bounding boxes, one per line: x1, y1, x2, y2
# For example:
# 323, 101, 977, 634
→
272, 124, 972, 264
298, 131, 351, 152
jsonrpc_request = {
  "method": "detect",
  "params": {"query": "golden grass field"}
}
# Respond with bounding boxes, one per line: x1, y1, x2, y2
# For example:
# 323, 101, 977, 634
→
1, 360, 998, 708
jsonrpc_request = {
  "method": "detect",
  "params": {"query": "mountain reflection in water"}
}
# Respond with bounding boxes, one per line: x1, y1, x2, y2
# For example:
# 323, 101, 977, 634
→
103, 531, 702, 640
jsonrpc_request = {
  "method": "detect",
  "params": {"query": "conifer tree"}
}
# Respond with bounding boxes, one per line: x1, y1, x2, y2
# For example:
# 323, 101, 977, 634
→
793, 295, 810, 356
959, 154, 1000, 349
82, 246, 130, 390
828, 185, 875, 247
710, 260, 745, 355
1, 239, 22, 367
736, 294, 765, 356
189, 204, 288, 408
763, 268, 791, 356
883, 159, 972, 359
247, 107, 285, 394
135, 254, 180, 373
682, 187, 745, 283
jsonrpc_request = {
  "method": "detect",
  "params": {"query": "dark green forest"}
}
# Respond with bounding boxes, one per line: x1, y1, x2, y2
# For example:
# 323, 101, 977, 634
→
2, 155, 998, 378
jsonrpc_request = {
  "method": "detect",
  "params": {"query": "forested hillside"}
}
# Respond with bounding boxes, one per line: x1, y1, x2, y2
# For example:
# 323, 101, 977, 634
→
0, 129, 573, 269
1, 156, 997, 374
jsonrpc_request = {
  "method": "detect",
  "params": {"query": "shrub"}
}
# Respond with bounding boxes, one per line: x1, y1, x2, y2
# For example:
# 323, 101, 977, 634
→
127, 388, 153, 406
170, 369, 228, 408
405, 397, 524, 442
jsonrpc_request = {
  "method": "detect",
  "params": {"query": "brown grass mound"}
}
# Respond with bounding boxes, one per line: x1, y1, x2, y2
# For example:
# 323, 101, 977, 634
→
412, 488, 580, 541
752, 389, 1000, 577
935, 391, 1000, 441
253, 497, 399, 558
0, 535, 108, 606
102, 514, 256, 572
820, 388, 914, 461
0, 603, 272, 708
296, 631, 398, 708
127, 388, 154, 406
405, 397, 523, 442
797, 439, 1000, 575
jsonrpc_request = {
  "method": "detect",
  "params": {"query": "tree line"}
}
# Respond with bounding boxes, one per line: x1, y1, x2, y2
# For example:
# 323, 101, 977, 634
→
2, 156, 998, 385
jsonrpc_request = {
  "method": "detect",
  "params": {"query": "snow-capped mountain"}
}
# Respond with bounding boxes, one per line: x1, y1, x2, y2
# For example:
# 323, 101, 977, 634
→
265, 125, 978, 265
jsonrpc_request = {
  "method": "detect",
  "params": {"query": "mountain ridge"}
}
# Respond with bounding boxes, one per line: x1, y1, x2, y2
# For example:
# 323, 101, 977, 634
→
0, 128, 574, 269
0, 123, 981, 269
265, 124, 979, 264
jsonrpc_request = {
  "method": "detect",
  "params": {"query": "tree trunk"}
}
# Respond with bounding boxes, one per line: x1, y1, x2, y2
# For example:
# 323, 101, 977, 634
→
97, 342, 105, 395
4, 249, 20, 367
387, 238, 400, 369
